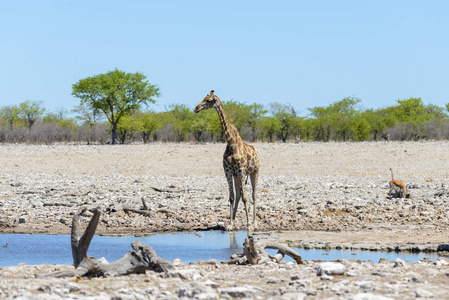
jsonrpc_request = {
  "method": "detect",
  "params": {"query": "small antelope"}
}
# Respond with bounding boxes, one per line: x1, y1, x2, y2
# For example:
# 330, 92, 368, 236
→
388, 168, 406, 198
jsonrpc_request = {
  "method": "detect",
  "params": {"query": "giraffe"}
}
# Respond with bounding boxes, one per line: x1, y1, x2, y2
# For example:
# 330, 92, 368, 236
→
194, 90, 259, 231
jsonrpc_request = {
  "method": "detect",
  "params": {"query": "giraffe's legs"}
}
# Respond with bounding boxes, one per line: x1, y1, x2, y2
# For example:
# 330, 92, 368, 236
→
238, 170, 253, 232
250, 171, 259, 229
232, 175, 241, 223
225, 170, 235, 231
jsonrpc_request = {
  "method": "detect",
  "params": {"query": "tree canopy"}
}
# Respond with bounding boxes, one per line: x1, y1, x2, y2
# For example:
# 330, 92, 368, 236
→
72, 69, 160, 144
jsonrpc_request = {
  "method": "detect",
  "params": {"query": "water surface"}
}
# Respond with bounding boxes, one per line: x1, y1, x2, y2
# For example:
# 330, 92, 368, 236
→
0, 232, 444, 267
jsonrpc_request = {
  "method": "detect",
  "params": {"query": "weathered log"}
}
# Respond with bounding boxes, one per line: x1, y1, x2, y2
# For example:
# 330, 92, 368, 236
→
141, 197, 149, 210
123, 206, 152, 216
227, 237, 303, 265
37, 206, 173, 278
43, 202, 74, 207
256, 240, 303, 264
72, 206, 100, 268
123, 206, 175, 217
150, 186, 192, 193
156, 208, 175, 216
123, 197, 153, 216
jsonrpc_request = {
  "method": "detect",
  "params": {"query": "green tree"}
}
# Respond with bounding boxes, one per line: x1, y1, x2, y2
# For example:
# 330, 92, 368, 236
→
425, 104, 447, 120
221, 100, 251, 132
386, 98, 444, 140
18, 100, 46, 130
247, 103, 267, 141
167, 104, 194, 142
0, 105, 20, 129
291, 115, 303, 141
139, 111, 162, 143
190, 106, 220, 142
201, 108, 222, 140
329, 97, 361, 141
43, 111, 77, 129
308, 97, 361, 141
393, 97, 426, 123
268, 102, 299, 142
301, 118, 314, 141
362, 109, 387, 140
72, 103, 105, 126
72, 103, 105, 144
353, 118, 371, 141
260, 116, 279, 142
116, 113, 141, 144
72, 69, 160, 144
190, 113, 209, 142
223, 100, 267, 141
308, 106, 332, 141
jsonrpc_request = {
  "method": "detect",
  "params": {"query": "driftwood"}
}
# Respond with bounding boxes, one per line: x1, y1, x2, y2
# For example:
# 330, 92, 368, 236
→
150, 186, 194, 193
226, 237, 303, 265
43, 202, 75, 207
37, 206, 173, 278
123, 197, 150, 215
141, 197, 149, 210
123, 206, 152, 216
124, 197, 175, 217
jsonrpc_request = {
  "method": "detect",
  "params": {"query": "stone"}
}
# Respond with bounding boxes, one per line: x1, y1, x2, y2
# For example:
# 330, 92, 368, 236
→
316, 262, 346, 276
167, 269, 203, 280
281, 292, 307, 300
349, 293, 394, 300
177, 283, 216, 299
172, 258, 184, 267
415, 288, 434, 298
219, 286, 262, 298
203, 279, 220, 288
64, 283, 80, 292
97, 257, 109, 264
393, 258, 406, 268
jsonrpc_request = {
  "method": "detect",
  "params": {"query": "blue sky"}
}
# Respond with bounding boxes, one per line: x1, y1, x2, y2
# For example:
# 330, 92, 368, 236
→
1, 0, 448, 117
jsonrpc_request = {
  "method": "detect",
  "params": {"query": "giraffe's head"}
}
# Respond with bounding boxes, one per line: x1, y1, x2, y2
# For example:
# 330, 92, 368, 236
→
194, 90, 219, 113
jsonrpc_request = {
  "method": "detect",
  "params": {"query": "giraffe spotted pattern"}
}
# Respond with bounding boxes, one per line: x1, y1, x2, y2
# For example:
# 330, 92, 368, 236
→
194, 90, 259, 231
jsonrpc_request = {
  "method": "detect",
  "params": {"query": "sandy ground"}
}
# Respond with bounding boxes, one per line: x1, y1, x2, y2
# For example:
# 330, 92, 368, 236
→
1, 141, 449, 299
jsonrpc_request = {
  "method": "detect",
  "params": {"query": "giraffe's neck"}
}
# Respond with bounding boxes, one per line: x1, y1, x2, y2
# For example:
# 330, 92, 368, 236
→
214, 100, 240, 151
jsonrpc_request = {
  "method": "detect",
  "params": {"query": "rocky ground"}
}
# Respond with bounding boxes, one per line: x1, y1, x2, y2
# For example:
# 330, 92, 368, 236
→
1, 141, 449, 299
1, 257, 449, 299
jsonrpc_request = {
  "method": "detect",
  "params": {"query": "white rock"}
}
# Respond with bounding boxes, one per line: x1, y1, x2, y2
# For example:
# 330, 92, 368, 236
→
349, 293, 394, 300
167, 269, 203, 280
97, 257, 109, 264
316, 262, 346, 276
281, 292, 307, 300
415, 288, 434, 298
219, 286, 262, 298
172, 258, 184, 266
64, 283, 80, 292
393, 258, 406, 268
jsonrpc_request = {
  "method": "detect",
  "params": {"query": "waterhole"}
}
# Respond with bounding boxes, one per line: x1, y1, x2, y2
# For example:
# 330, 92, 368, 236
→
0, 231, 444, 267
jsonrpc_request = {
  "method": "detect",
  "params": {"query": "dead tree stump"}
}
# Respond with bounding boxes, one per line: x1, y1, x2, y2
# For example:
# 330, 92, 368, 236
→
228, 236, 303, 265
37, 206, 173, 278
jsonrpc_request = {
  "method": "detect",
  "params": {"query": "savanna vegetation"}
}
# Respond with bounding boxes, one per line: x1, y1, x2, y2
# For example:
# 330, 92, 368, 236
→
1, 70, 449, 144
